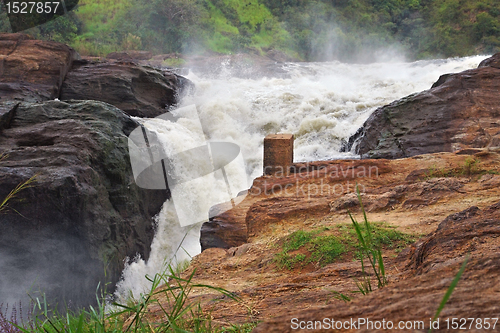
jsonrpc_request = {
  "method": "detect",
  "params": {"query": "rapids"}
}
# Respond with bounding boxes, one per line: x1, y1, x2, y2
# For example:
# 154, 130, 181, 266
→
114, 55, 488, 301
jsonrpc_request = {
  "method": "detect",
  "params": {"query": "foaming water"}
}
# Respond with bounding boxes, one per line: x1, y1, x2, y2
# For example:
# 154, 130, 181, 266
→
114, 55, 488, 301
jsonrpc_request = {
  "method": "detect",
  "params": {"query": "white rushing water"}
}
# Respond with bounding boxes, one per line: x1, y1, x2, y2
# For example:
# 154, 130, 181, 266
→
114, 55, 488, 301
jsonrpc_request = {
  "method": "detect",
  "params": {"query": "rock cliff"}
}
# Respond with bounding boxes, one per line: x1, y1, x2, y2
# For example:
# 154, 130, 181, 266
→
60, 59, 193, 118
0, 33, 187, 308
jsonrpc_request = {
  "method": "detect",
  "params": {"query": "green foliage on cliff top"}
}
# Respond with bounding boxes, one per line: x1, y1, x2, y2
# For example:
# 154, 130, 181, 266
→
1, 0, 499, 60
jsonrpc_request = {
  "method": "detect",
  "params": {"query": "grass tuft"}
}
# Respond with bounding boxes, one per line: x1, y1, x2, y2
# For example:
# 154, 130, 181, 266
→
274, 221, 417, 269
425, 157, 499, 180
0, 174, 38, 215
2, 265, 241, 332
428, 254, 469, 333
348, 185, 388, 294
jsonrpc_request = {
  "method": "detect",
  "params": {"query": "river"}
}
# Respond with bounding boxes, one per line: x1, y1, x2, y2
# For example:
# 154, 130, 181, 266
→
114, 55, 488, 301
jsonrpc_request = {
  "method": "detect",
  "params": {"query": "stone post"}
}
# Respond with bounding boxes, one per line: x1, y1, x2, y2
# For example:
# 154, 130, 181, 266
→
263, 134, 294, 176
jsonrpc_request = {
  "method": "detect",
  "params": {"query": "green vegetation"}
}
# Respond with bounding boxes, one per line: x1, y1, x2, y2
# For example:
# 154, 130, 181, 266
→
425, 156, 500, 180
428, 254, 469, 333
0, 154, 37, 216
1, 0, 499, 60
2, 266, 255, 332
348, 187, 388, 294
274, 222, 417, 269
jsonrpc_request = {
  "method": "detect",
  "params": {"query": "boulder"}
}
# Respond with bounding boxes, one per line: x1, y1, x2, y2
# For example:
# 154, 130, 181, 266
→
0, 33, 79, 103
60, 59, 193, 118
478, 52, 500, 69
344, 53, 500, 159
0, 99, 168, 308
0, 33, 193, 309
201, 211, 248, 251
107, 51, 153, 61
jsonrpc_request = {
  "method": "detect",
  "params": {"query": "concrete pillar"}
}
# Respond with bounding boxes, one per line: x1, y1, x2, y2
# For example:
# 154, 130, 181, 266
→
263, 134, 294, 176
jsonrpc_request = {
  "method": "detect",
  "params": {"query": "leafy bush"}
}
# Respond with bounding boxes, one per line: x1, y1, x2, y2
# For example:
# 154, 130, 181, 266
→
4, 0, 498, 60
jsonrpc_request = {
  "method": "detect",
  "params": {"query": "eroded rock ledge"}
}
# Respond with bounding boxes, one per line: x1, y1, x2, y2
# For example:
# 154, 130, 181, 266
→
174, 150, 500, 332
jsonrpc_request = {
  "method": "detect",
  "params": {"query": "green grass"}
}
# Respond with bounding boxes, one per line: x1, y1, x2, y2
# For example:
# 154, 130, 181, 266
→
428, 254, 469, 333
348, 186, 388, 294
7, 265, 242, 333
0, 153, 38, 216
425, 157, 500, 180
274, 223, 417, 270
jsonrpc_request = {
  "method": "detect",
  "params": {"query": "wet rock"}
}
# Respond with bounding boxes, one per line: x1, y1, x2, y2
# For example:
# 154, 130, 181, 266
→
0, 33, 192, 309
60, 59, 192, 118
0, 99, 168, 308
0, 33, 79, 102
345, 53, 500, 159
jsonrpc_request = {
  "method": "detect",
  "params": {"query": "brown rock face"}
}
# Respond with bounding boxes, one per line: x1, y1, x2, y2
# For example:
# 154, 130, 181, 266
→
344, 53, 500, 159
254, 200, 500, 333
60, 59, 192, 118
0, 34, 191, 309
478, 52, 500, 69
179, 151, 500, 332
0, 33, 79, 103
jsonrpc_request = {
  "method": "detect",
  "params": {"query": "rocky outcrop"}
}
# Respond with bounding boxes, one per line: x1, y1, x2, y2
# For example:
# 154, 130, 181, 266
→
201, 210, 249, 251
155, 150, 500, 332
0, 33, 79, 103
60, 59, 193, 118
107, 50, 153, 61
0, 33, 190, 309
201, 159, 393, 251
478, 52, 500, 68
344, 52, 500, 159
254, 200, 500, 332
0, 99, 168, 308
0, 33, 191, 119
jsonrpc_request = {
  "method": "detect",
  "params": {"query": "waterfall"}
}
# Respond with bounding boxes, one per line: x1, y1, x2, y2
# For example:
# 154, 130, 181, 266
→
114, 55, 488, 301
